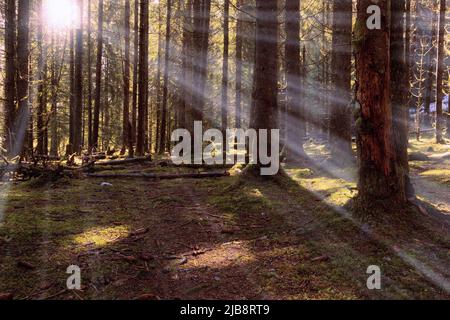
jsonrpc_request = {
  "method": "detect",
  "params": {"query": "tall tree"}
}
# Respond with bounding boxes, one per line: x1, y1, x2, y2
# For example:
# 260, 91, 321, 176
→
36, 0, 48, 156
92, 0, 104, 151
355, 0, 405, 209
221, 0, 230, 134
87, 0, 93, 149
435, 0, 446, 143
180, 0, 192, 130
248, 0, 278, 170
73, 0, 84, 154
136, 0, 149, 156
329, 0, 352, 165
68, 30, 75, 155
122, 0, 131, 155
3, 0, 17, 156
159, 0, 173, 154
285, 0, 306, 163
16, 0, 31, 156
391, 0, 413, 200
235, 0, 243, 129
131, 0, 139, 148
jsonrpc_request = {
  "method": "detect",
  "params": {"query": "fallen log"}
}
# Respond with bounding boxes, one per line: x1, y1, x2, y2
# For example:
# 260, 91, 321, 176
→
87, 171, 230, 180
95, 156, 152, 167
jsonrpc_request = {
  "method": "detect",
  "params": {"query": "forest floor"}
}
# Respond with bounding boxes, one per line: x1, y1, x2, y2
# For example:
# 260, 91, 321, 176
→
0, 134, 449, 300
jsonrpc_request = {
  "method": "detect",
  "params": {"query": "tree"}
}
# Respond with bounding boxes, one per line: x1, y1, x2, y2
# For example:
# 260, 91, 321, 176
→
16, 0, 31, 156
36, 0, 48, 156
92, 0, 104, 151
87, 0, 93, 149
329, 0, 352, 165
285, 0, 306, 163
248, 0, 278, 171
221, 0, 230, 135
73, 0, 84, 154
391, 0, 413, 199
131, 0, 139, 148
68, 30, 75, 155
355, 0, 406, 209
159, 0, 173, 154
122, 0, 131, 155
3, 0, 17, 156
235, 0, 243, 129
136, 0, 149, 156
435, 0, 446, 143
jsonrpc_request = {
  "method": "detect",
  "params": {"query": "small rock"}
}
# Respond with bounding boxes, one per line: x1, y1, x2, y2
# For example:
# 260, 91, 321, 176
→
100, 182, 113, 187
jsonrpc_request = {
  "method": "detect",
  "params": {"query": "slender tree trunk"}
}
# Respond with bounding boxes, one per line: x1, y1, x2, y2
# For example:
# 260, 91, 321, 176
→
159, 0, 173, 154
235, 0, 243, 129
50, 31, 59, 157
435, 0, 446, 143
92, 0, 104, 151
329, 0, 352, 165
68, 30, 75, 155
180, 0, 192, 130
3, 0, 17, 156
136, 0, 149, 156
36, 0, 48, 156
131, 0, 139, 149
391, 0, 413, 200
73, 0, 84, 154
221, 0, 230, 135
87, 0, 93, 149
355, 0, 405, 209
155, 3, 163, 152
16, 0, 31, 157
122, 0, 131, 155
285, 0, 306, 163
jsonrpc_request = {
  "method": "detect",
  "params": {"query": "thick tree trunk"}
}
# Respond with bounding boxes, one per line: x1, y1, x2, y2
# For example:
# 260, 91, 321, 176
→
16, 0, 31, 157
159, 0, 173, 154
329, 0, 352, 165
221, 0, 230, 134
285, 0, 306, 163
391, 0, 413, 200
355, 0, 405, 208
136, 0, 149, 156
122, 0, 131, 155
73, 0, 84, 154
92, 0, 103, 151
180, 0, 192, 130
3, 0, 17, 156
435, 0, 446, 143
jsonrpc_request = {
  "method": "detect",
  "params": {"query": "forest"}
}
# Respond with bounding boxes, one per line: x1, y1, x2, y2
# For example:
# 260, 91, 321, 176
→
0, 0, 449, 301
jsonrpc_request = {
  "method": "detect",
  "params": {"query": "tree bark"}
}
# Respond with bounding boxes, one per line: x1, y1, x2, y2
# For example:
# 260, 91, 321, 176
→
159, 0, 173, 154
87, 0, 93, 149
435, 0, 446, 143
329, 0, 352, 165
73, 0, 84, 154
235, 0, 243, 129
3, 0, 17, 156
136, 0, 149, 156
122, 0, 131, 155
355, 0, 405, 208
92, 0, 104, 151
221, 0, 230, 134
285, 0, 306, 163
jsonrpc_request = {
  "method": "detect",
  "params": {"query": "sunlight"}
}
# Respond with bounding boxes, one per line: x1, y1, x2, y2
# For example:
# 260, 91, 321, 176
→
43, 0, 78, 29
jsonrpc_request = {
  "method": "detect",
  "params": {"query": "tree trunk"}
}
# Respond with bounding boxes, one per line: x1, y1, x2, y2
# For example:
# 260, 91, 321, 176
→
131, 0, 139, 149
435, 0, 446, 143
36, 0, 48, 156
159, 0, 173, 154
355, 0, 405, 208
249, 0, 278, 169
329, 0, 352, 165
391, 0, 413, 200
235, 0, 243, 129
221, 0, 230, 135
68, 30, 75, 155
3, 0, 17, 156
180, 0, 192, 130
73, 0, 84, 154
136, 0, 149, 156
16, 0, 31, 157
87, 0, 93, 149
92, 0, 104, 151
285, 0, 306, 163
122, 0, 131, 155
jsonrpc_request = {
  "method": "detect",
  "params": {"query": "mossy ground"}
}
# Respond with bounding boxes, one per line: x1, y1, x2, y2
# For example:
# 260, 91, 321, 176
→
0, 136, 449, 300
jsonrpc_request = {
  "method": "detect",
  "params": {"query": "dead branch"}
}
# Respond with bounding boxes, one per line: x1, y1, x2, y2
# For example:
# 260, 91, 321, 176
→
87, 171, 230, 180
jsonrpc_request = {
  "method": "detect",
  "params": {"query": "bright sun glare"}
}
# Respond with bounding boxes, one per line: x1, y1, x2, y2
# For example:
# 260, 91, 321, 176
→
43, 0, 78, 29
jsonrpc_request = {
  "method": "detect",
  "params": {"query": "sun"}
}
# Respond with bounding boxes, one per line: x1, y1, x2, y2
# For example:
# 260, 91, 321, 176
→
43, 0, 78, 29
